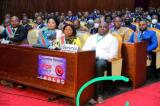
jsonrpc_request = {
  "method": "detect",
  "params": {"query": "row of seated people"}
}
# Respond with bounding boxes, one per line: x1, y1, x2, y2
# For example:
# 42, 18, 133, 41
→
0, 12, 160, 104
0, 15, 159, 45
0, 16, 122, 104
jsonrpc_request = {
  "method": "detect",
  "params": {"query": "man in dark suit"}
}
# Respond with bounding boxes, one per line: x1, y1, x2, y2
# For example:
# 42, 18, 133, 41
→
66, 10, 78, 22
0, 16, 28, 43
36, 16, 46, 29
22, 16, 32, 33
124, 17, 137, 31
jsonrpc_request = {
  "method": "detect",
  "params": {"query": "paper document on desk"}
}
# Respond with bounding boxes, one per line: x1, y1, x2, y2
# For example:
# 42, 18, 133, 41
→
61, 44, 79, 52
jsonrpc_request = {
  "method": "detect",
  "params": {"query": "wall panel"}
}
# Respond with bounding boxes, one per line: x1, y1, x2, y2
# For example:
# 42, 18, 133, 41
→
0, 0, 135, 19
149, 0, 160, 8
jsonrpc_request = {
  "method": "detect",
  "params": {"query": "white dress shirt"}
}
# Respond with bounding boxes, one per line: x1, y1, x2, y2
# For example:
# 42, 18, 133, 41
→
82, 33, 118, 60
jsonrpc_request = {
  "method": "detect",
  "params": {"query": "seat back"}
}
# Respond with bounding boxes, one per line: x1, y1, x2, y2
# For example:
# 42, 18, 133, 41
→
27, 29, 39, 45
112, 34, 123, 59
29, 22, 36, 28
77, 32, 90, 48
124, 28, 134, 42
132, 22, 139, 31
106, 34, 123, 76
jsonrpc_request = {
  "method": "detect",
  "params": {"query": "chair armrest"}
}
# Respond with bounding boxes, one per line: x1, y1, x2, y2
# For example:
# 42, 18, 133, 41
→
153, 49, 160, 53
108, 58, 122, 62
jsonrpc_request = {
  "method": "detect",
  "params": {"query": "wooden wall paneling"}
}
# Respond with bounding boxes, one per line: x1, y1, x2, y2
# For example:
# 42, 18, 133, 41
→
149, 0, 160, 8
0, 0, 3, 22
69, 0, 76, 13
119, 0, 135, 11
76, 0, 91, 12
0, 0, 136, 19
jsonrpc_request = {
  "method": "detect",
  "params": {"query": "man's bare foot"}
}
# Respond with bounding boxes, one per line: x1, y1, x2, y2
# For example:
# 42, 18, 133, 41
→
17, 85, 27, 89
89, 98, 97, 105
97, 96, 104, 104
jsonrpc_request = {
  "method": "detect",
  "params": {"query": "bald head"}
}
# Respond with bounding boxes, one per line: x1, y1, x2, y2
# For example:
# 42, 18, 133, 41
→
11, 16, 20, 28
98, 22, 109, 35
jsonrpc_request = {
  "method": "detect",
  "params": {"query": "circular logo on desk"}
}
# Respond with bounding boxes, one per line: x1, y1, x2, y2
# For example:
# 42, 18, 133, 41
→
55, 65, 64, 76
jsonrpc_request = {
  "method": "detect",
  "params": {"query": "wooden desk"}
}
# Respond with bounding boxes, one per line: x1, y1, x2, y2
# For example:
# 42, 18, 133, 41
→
122, 42, 147, 88
0, 44, 95, 105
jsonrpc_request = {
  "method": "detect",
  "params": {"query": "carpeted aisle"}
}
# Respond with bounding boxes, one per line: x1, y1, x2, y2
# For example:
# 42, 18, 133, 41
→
0, 84, 71, 106
97, 81, 160, 106
1, 82, 160, 106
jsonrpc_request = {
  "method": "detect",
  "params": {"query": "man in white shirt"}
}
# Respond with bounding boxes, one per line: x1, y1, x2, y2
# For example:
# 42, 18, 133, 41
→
83, 22, 118, 104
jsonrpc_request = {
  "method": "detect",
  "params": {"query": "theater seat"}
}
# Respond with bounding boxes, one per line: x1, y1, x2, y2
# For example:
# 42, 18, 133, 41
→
104, 34, 123, 76
124, 28, 134, 42
77, 32, 90, 48
132, 22, 139, 31
27, 29, 39, 45
29, 21, 36, 28
147, 28, 160, 69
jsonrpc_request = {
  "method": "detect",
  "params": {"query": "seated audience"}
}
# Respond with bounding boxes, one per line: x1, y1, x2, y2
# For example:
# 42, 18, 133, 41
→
77, 25, 90, 47
90, 18, 100, 34
57, 24, 82, 48
129, 20, 158, 76
66, 10, 78, 21
38, 18, 62, 47
3, 13, 11, 23
3, 18, 10, 27
0, 16, 28, 43
109, 16, 132, 42
0, 18, 10, 34
36, 16, 46, 29
83, 22, 118, 104
58, 15, 65, 30
22, 16, 33, 33
87, 19, 95, 32
148, 14, 160, 30
73, 19, 81, 32
124, 17, 136, 31
129, 20, 158, 52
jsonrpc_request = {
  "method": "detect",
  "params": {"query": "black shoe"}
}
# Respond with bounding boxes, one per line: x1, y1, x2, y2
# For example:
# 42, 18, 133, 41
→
0, 80, 14, 88
17, 85, 27, 89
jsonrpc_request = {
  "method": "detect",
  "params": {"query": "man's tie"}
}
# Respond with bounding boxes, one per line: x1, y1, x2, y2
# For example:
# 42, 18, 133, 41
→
12, 28, 15, 33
